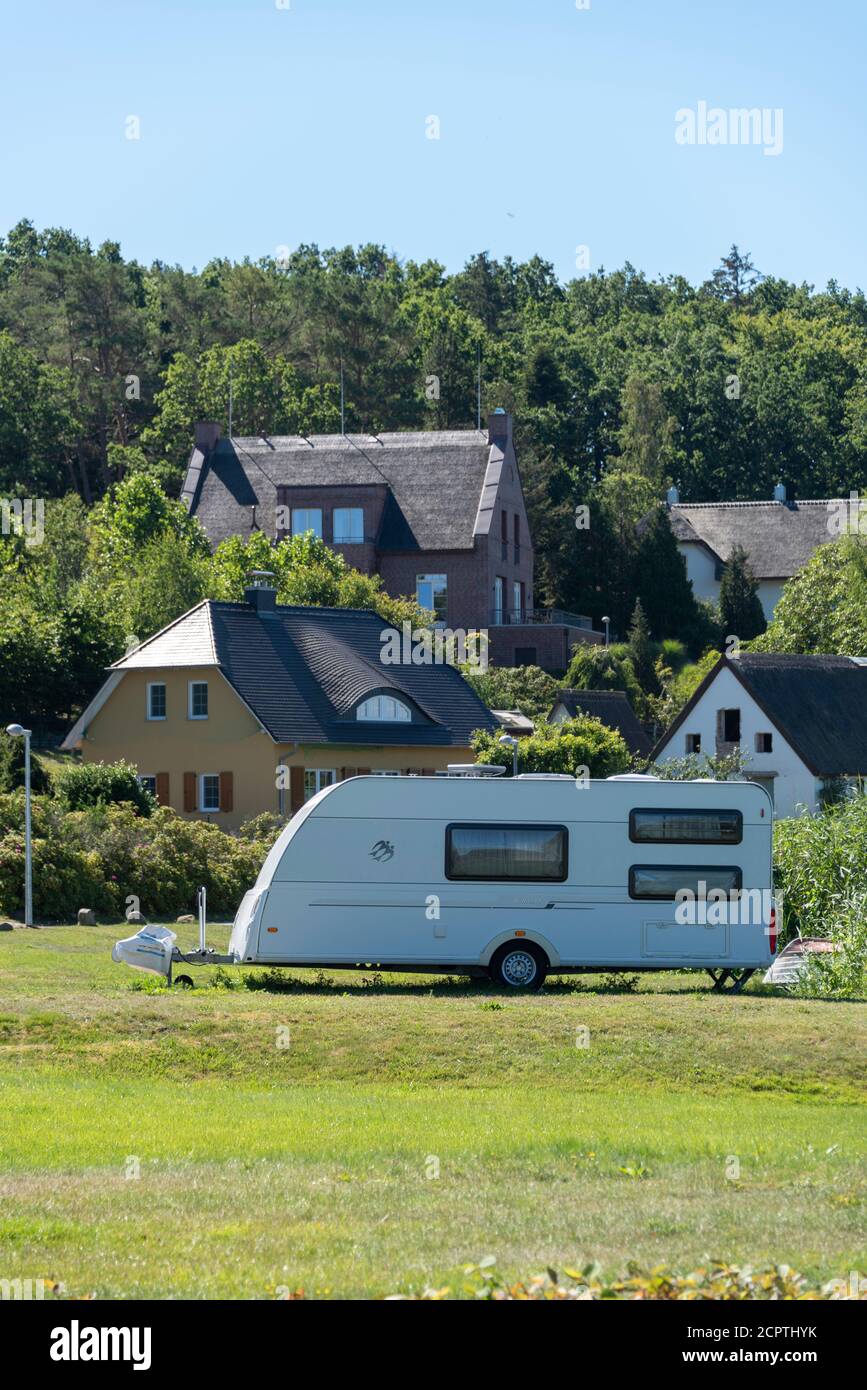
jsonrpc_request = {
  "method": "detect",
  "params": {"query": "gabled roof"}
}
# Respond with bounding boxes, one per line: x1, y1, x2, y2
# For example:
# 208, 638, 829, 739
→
652, 653, 867, 776
550, 689, 653, 757
87, 600, 498, 748
183, 431, 497, 551
662, 500, 839, 579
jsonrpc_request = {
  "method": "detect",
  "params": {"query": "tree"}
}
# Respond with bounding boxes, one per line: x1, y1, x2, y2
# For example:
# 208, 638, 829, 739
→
460, 664, 559, 721
718, 544, 766, 640
0, 732, 51, 794
752, 536, 867, 654
613, 374, 677, 487
627, 599, 655, 690
709, 245, 763, 307
471, 716, 630, 779
633, 505, 711, 649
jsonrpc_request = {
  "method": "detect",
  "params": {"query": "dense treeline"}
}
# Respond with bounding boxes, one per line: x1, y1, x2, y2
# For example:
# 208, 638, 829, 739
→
3, 221, 867, 630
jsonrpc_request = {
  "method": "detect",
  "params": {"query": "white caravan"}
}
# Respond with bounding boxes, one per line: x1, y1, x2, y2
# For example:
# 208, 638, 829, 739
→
225, 774, 776, 992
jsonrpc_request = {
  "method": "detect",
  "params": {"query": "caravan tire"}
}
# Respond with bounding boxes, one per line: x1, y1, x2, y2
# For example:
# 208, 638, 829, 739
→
489, 942, 548, 991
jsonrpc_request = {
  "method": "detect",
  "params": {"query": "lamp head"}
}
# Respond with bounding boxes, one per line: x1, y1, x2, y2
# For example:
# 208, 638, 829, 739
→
5, 724, 26, 738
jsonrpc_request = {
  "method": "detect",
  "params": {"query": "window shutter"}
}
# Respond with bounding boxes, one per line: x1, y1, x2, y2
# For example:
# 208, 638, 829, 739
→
155, 772, 170, 806
183, 772, 196, 812
219, 771, 234, 813
422, 768, 435, 777
357, 767, 371, 775
340, 767, 357, 780
290, 766, 305, 815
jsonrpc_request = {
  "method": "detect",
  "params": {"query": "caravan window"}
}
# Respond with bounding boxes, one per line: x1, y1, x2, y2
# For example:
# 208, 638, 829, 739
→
629, 865, 742, 900
446, 824, 568, 882
629, 808, 742, 845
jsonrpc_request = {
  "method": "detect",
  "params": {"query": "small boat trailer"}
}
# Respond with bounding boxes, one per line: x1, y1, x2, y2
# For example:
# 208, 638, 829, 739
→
112, 888, 235, 986
763, 935, 841, 991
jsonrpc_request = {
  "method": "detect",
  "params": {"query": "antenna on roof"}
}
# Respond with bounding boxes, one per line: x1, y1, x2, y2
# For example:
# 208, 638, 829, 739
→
228, 352, 234, 439
476, 343, 482, 431
340, 358, 345, 435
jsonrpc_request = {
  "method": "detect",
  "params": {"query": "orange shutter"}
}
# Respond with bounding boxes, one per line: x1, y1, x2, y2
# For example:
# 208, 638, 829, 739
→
155, 772, 170, 805
340, 767, 357, 780
219, 771, 234, 813
290, 766, 305, 815
183, 772, 197, 812
357, 767, 371, 775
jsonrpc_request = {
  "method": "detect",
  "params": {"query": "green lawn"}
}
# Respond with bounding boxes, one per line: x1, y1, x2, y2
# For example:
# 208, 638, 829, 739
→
0, 924, 864, 1298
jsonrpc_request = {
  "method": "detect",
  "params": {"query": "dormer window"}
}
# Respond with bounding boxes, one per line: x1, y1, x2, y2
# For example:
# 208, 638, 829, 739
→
357, 694, 412, 722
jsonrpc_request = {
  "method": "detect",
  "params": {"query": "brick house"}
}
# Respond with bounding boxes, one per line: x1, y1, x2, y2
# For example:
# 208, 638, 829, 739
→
182, 412, 601, 673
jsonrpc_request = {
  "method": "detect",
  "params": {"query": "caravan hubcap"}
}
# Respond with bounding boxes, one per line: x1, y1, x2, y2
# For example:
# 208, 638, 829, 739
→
502, 949, 537, 987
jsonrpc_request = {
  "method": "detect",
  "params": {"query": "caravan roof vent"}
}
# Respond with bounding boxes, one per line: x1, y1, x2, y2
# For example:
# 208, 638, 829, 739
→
515, 774, 577, 781
607, 773, 660, 781
445, 764, 506, 778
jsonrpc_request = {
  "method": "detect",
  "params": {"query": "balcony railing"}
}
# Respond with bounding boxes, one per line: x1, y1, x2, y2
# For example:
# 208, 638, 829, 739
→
489, 607, 595, 629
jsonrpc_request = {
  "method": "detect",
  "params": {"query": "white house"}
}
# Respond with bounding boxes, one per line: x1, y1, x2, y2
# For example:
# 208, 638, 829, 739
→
654, 486, 844, 621
651, 653, 867, 818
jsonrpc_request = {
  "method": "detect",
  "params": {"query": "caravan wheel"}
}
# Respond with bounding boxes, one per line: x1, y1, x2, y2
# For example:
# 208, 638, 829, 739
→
489, 942, 548, 991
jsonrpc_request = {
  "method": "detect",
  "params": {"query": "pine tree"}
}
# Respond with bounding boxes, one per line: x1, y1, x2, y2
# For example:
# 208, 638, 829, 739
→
718, 544, 766, 640
627, 599, 654, 691
633, 505, 705, 644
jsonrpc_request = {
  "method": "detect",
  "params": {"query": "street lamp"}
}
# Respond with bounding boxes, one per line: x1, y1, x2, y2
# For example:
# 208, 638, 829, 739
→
498, 733, 519, 777
6, 724, 32, 927
602, 616, 611, 649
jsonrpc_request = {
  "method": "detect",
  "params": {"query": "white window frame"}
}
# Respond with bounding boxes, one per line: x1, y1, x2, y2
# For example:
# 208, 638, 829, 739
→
147, 682, 166, 721
333, 507, 364, 544
199, 773, 220, 813
357, 694, 412, 723
188, 680, 209, 720
292, 507, 323, 539
493, 576, 504, 622
138, 773, 157, 797
304, 768, 336, 801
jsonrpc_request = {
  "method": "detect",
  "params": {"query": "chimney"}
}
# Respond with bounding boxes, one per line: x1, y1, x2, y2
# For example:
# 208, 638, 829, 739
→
773, 482, 787, 503
666, 485, 680, 507
244, 570, 277, 615
487, 409, 512, 448
194, 421, 221, 452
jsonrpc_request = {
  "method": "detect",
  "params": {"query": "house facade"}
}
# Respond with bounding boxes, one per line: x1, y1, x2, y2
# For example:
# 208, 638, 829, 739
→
61, 583, 499, 828
651, 653, 867, 817
657, 486, 842, 620
182, 412, 601, 673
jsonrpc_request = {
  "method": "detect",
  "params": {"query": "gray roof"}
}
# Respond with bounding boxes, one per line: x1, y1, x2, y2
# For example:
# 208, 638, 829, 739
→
665, 500, 839, 579
112, 600, 498, 747
653, 653, 867, 776
183, 431, 495, 551
550, 689, 653, 757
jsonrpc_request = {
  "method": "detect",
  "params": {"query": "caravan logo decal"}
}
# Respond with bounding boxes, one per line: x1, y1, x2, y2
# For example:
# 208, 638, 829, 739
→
370, 840, 395, 863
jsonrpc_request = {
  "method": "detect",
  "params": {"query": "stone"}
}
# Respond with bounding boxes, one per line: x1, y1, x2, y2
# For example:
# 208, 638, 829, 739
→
125, 910, 148, 926
77, 908, 97, 926
176, 914, 196, 923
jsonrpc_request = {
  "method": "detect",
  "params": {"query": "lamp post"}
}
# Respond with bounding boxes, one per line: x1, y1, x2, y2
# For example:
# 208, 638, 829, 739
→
6, 724, 32, 927
602, 615, 611, 649
498, 733, 519, 777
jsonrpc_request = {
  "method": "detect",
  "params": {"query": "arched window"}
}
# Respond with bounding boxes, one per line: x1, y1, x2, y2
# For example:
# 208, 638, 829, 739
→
356, 694, 412, 722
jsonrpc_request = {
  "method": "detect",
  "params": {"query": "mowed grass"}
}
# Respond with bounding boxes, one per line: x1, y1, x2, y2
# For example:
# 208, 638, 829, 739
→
0, 925, 864, 1298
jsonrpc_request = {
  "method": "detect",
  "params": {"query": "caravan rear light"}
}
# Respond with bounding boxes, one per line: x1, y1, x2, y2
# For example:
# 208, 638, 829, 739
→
768, 906, 778, 955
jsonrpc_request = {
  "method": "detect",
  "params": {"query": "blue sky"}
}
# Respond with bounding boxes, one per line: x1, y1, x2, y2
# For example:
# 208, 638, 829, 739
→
1, 0, 864, 289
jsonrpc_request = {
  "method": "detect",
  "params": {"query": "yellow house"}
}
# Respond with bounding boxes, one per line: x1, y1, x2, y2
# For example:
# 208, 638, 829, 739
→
61, 581, 498, 828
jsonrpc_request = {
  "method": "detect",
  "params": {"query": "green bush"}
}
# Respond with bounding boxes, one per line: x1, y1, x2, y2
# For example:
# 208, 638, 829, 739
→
0, 794, 277, 920
54, 760, 155, 816
472, 716, 630, 779
0, 733, 51, 794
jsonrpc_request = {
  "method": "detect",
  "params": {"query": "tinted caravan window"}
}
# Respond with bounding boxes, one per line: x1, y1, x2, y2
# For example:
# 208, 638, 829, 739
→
446, 824, 567, 882
629, 865, 743, 900
629, 808, 742, 845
